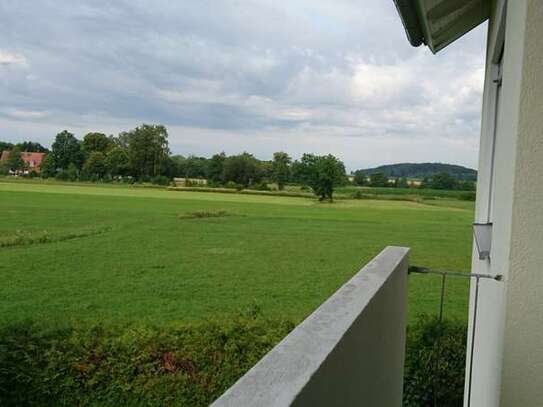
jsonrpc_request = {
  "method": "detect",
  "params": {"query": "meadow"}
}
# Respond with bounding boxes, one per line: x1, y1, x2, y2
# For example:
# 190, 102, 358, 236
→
0, 180, 474, 327
0, 180, 475, 405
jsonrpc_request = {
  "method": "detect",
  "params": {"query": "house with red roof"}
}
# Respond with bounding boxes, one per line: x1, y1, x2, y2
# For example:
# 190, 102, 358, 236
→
0, 150, 47, 174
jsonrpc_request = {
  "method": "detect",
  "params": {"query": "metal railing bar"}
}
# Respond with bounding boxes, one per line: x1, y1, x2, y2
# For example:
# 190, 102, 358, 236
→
408, 265, 502, 281
408, 265, 503, 407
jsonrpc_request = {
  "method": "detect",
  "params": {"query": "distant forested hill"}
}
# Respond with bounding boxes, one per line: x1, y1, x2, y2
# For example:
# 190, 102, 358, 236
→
360, 163, 477, 181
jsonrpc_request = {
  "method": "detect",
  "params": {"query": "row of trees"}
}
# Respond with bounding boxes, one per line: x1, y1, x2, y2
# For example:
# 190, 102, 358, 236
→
1, 125, 348, 200
352, 169, 475, 191
1, 123, 475, 199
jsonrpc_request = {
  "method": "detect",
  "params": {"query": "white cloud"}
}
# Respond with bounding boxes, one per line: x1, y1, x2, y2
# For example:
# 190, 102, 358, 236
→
0, 50, 27, 66
0, 0, 486, 170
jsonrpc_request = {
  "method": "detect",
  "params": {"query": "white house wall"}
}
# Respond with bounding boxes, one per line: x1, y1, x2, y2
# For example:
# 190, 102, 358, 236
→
500, 0, 543, 404
465, 0, 543, 406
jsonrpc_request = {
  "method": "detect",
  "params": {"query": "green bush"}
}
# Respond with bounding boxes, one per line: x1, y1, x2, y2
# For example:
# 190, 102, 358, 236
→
459, 191, 476, 201
0, 316, 294, 406
403, 315, 467, 407
251, 182, 270, 191
224, 181, 243, 190
151, 175, 171, 186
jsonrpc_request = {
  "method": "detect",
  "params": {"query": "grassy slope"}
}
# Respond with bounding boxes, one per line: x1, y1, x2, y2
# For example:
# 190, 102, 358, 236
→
0, 181, 474, 326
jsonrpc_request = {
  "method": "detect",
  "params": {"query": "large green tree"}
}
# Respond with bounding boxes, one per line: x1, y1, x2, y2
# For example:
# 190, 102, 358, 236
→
272, 152, 291, 190
223, 153, 261, 187
5, 146, 26, 173
207, 152, 226, 183
82, 151, 107, 179
82, 133, 113, 154
40, 154, 56, 178
15, 141, 49, 153
294, 154, 345, 201
51, 131, 84, 170
0, 141, 14, 152
120, 124, 170, 178
105, 147, 130, 177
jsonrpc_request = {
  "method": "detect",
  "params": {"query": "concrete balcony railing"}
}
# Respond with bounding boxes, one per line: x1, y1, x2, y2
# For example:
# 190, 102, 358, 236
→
212, 246, 410, 407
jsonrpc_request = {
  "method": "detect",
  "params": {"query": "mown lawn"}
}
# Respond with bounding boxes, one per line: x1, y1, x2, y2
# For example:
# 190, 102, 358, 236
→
0, 180, 474, 326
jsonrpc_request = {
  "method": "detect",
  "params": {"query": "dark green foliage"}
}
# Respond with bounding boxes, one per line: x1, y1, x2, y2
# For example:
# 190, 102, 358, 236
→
361, 163, 477, 182
369, 172, 389, 187
105, 146, 130, 177
82, 151, 107, 179
223, 153, 262, 188
252, 181, 270, 191
52, 130, 84, 170
39, 154, 56, 178
422, 172, 458, 190
82, 133, 114, 154
0, 162, 9, 175
403, 315, 467, 407
353, 170, 367, 186
459, 192, 476, 201
151, 175, 171, 186
56, 163, 79, 181
396, 177, 409, 188
207, 153, 226, 183
0, 141, 14, 151
294, 153, 346, 201
5, 146, 26, 172
15, 141, 49, 153
178, 156, 208, 179
0, 316, 294, 407
120, 124, 170, 178
272, 152, 291, 190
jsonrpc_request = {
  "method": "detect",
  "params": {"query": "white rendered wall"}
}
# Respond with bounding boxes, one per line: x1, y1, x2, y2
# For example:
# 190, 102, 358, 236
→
465, 0, 543, 406
500, 0, 543, 404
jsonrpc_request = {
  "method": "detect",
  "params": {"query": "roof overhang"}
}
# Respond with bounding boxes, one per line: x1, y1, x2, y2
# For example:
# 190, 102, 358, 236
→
393, 0, 490, 53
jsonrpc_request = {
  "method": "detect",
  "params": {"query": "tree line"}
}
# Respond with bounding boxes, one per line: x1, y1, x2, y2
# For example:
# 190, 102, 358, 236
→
1, 123, 475, 199
0, 125, 347, 200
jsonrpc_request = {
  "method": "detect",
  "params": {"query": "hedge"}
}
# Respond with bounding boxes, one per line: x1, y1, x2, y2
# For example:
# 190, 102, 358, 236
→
0, 316, 294, 406
403, 315, 468, 407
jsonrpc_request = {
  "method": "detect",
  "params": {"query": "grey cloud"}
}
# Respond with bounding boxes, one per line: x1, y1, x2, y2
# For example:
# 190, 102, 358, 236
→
0, 0, 486, 170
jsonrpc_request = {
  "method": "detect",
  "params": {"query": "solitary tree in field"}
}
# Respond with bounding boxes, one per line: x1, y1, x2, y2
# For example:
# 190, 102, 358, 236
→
295, 154, 345, 201
272, 152, 291, 190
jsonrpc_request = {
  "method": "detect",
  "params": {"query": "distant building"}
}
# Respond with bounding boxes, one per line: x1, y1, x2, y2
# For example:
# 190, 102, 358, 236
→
0, 150, 46, 174
174, 177, 208, 187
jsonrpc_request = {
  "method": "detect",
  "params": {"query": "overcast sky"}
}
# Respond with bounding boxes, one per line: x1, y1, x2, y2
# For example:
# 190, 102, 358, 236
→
0, 0, 487, 170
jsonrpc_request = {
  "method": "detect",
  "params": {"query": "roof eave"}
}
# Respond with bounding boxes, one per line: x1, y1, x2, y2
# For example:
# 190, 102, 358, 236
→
393, 0, 425, 47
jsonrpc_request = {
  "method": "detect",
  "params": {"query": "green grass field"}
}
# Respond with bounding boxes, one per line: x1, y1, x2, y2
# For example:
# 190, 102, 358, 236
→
0, 180, 474, 327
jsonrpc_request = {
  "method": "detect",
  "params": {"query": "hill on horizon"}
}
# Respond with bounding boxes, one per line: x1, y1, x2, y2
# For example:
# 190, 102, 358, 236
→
359, 162, 477, 181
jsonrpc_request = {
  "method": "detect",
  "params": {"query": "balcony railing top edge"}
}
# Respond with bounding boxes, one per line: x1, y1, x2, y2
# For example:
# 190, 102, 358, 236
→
211, 245, 410, 407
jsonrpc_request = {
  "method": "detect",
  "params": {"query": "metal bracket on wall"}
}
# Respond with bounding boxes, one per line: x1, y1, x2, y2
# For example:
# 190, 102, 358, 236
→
473, 223, 493, 260
408, 266, 502, 407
